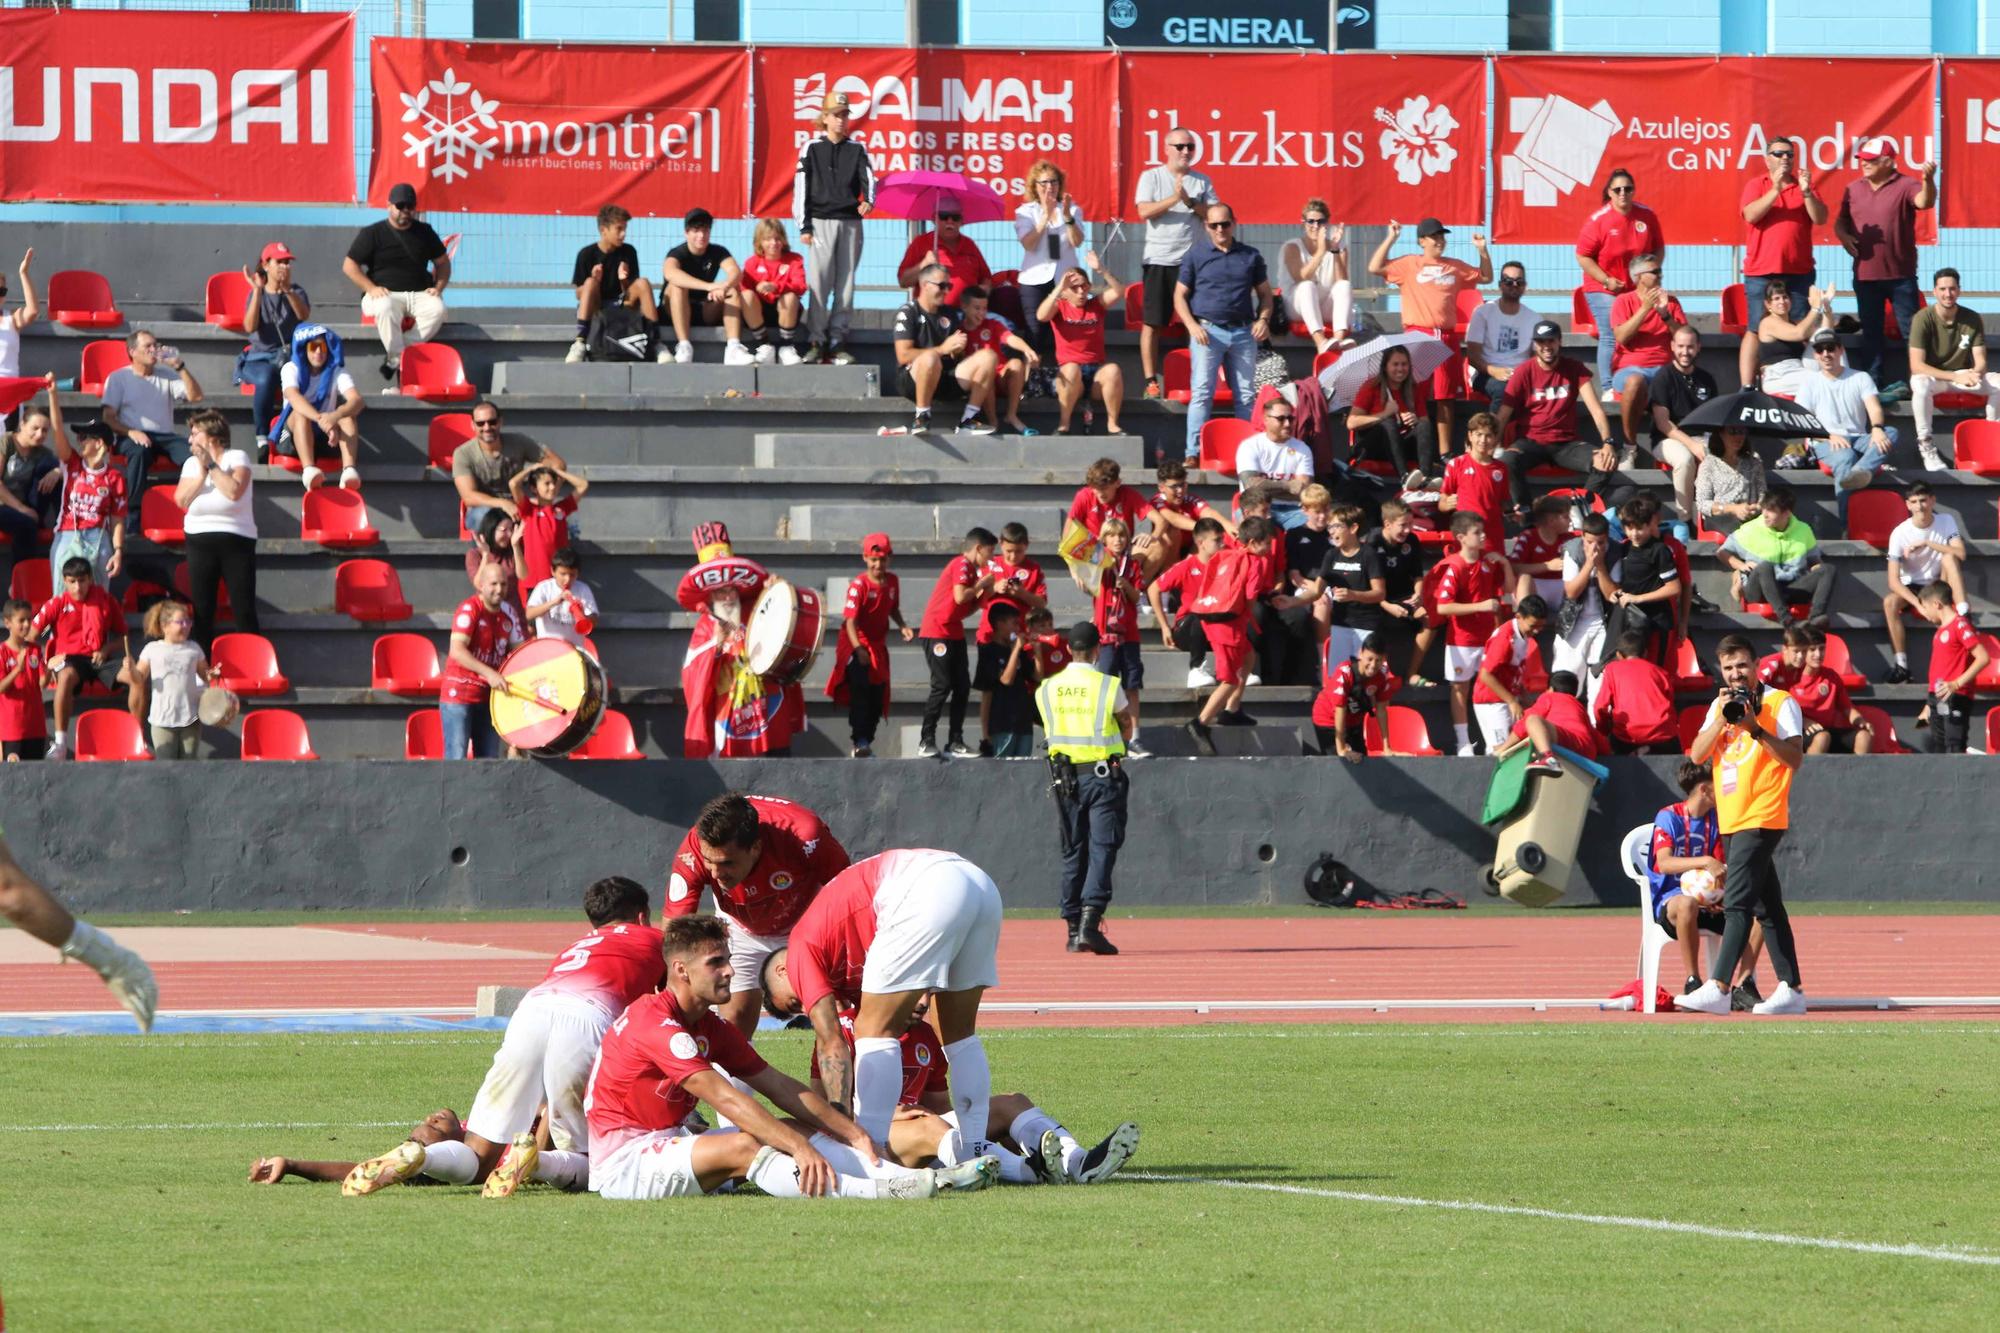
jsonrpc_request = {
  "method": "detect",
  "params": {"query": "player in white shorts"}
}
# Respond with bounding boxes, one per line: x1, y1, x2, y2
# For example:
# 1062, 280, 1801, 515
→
784, 848, 1004, 1157
0, 831, 156, 1031
584, 915, 996, 1201
342, 877, 665, 1198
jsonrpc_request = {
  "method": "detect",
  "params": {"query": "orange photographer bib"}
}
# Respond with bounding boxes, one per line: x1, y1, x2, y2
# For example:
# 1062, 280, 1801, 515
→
1713, 688, 1795, 834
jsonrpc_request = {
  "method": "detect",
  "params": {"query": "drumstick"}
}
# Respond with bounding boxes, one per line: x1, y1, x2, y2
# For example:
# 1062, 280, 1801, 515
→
502, 682, 568, 715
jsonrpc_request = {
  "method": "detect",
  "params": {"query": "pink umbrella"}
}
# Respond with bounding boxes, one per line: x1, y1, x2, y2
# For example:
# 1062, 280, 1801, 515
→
871, 171, 1009, 225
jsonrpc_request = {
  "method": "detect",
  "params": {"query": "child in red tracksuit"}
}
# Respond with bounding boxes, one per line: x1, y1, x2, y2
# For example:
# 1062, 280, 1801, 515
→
740, 218, 809, 364
1147, 516, 1275, 754
827, 532, 913, 758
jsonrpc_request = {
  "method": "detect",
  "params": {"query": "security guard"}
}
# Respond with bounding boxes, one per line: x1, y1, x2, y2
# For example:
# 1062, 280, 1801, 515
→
1035, 622, 1136, 955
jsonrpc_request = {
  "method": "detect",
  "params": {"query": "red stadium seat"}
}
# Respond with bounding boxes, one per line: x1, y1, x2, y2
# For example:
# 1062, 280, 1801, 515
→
140, 488, 185, 545
1846, 489, 1904, 547
171, 562, 232, 622
1123, 280, 1185, 336
9, 558, 50, 607
1453, 286, 1482, 334
335, 559, 413, 622
268, 445, 340, 475
989, 269, 1019, 288
571, 710, 643, 760
241, 709, 319, 761
1743, 601, 1808, 622
1162, 348, 1233, 406
427, 412, 475, 471
1884, 290, 1927, 341
1954, 419, 2000, 475
1977, 635, 2000, 692
1853, 703, 1906, 754
210, 633, 289, 695
1820, 632, 1866, 689
372, 633, 443, 695
47, 270, 122, 328
1677, 704, 1710, 751
75, 710, 151, 761
1986, 705, 2000, 755
1364, 705, 1443, 756
204, 271, 255, 332
121, 580, 173, 614
300, 488, 381, 548
1719, 283, 1748, 336
399, 343, 476, 401
1198, 417, 1257, 477
79, 340, 130, 396
404, 709, 446, 759
1672, 638, 1712, 691
1311, 346, 1342, 379
1570, 286, 1597, 337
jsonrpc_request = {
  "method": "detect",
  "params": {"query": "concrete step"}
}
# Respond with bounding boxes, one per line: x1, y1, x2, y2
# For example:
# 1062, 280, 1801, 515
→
491, 361, 880, 399
753, 431, 1143, 471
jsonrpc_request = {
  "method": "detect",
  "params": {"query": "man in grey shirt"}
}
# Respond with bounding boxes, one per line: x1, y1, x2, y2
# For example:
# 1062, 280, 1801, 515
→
1134, 129, 1217, 399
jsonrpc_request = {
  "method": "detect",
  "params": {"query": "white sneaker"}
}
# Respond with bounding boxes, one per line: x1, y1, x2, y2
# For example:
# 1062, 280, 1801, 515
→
1839, 467, 1874, 491
778, 344, 803, 367
1125, 742, 1151, 759
1074, 1122, 1141, 1184
723, 341, 756, 367
303, 468, 325, 491
1246, 673, 1263, 687
563, 338, 587, 364
1456, 743, 1478, 757
879, 1169, 940, 1201
754, 343, 776, 365
655, 345, 673, 364
46, 739, 67, 762
1615, 444, 1638, 470
341, 1140, 426, 1196
1751, 982, 1808, 1015
1918, 438, 1949, 472
339, 466, 362, 491
1187, 664, 1216, 688
674, 340, 694, 365
1678, 980, 1732, 1015
932, 1155, 1000, 1194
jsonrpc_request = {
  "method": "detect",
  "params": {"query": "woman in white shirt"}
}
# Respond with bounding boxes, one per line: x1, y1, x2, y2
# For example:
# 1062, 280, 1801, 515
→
0, 248, 37, 380
173, 409, 259, 651
1281, 199, 1350, 353
1014, 159, 1090, 378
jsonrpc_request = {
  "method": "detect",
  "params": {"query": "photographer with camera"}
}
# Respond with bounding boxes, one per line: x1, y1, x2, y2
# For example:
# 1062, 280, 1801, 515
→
1680, 635, 1808, 1016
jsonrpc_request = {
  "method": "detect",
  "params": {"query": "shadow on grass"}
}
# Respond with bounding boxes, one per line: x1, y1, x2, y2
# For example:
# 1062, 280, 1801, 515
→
1125, 1166, 1394, 1185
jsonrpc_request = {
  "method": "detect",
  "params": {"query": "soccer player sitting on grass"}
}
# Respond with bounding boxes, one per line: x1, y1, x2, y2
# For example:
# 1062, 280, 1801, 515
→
339, 877, 665, 1198
584, 915, 996, 1201
773, 980, 1139, 1187
1649, 760, 1765, 1006
1491, 669, 1599, 774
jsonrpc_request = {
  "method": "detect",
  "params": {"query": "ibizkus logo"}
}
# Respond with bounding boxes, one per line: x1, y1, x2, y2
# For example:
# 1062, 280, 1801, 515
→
1373, 95, 1459, 185
1108, 0, 1138, 29
1501, 93, 1620, 208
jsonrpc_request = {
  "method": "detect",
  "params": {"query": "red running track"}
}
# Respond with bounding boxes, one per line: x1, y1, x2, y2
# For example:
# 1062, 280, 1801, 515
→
4, 916, 1996, 1025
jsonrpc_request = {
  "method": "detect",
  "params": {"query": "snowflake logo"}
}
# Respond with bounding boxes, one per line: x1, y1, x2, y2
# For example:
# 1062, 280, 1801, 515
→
400, 68, 501, 183
1373, 96, 1459, 186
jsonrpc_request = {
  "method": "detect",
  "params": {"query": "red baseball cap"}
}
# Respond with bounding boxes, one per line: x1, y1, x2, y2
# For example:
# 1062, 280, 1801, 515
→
1857, 137, 1899, 161
260, 242, 296, 263
862, 533, 893, 556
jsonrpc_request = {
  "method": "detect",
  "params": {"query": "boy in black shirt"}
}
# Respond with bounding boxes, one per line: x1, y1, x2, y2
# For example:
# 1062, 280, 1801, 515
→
1597, 495, 1682, 668
661, 208, 753, 368
1295, 502, 1385, 671
1367, 498, 1437, 686
567, 204, 661, 365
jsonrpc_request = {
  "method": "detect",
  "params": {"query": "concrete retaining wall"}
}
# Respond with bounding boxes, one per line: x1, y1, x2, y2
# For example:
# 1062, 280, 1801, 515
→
1, 757, 1984, 914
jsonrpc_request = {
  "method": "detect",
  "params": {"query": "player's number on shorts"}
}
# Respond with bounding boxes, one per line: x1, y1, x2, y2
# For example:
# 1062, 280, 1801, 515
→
551, 934, 604, 974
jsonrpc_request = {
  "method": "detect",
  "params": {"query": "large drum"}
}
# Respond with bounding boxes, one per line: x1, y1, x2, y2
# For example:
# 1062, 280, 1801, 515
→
743, 578, 826, 687
488, 639, 606, 756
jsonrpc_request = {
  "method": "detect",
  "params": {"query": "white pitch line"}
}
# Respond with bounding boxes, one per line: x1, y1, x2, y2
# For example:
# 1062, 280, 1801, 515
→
1130, 1174, 2000, 1268
6, 1119, 415, 1134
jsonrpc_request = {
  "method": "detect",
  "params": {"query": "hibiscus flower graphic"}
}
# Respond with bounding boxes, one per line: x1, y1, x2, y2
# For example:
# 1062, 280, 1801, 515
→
1374, 96, 1459, 186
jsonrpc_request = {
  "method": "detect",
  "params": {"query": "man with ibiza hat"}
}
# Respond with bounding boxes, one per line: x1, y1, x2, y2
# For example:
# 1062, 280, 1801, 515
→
793, 91, 877, 367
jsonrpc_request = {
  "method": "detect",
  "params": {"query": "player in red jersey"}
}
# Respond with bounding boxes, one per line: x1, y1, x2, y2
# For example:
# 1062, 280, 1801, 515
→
340, 877, 665, 1198
781, 848, 1004, 1155
665, 791, 850, 1035
0, 830, 154, 1030
584, 915, 995, 1201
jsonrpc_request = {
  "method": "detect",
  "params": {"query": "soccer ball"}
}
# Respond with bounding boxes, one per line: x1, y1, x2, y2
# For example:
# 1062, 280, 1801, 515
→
1681, 868, 1723, 908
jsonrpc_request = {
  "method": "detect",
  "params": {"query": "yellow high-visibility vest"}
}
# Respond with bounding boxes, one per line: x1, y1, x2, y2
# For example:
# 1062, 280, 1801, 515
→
1036, 662, 1124, 762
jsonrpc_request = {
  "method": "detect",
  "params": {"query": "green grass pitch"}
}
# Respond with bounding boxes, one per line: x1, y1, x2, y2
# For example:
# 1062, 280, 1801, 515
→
4, 1023, 1999, 1329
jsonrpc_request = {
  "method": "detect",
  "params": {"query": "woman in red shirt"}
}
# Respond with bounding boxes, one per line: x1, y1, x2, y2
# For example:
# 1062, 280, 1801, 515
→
1346, 345, 1436, 489
1575, 168, 1666, 392
1036, 263, 1126, 437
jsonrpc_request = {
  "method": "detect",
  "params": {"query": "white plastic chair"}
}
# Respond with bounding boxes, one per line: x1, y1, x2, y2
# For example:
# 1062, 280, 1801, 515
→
1621, 822, 1721, 1014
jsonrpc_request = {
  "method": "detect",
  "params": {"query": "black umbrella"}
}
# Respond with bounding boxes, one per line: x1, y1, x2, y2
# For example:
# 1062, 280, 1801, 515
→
1675, 388, 1826, 440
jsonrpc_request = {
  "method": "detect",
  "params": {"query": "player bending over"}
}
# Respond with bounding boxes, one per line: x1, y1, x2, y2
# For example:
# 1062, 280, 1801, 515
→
342, 877, 666, 1198
583, 914, 997, 1201
767, 968, 1139, 1186
0, 833, 155, 1031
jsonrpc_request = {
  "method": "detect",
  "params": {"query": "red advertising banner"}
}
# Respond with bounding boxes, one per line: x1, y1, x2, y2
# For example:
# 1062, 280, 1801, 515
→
1116, 53, 1487, 225
749, 47, 1119, 221
0, 9, 353, 205
1942, 62, 2000, 227
1492, 57, 1936, 245
369, 40, 749, 217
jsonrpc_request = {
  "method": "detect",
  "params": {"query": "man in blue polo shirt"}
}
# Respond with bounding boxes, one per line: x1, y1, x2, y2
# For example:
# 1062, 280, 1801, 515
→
1173, 204, 1273, 464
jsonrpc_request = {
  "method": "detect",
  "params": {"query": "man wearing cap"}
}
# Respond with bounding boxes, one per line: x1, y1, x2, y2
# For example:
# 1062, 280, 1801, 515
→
1741, 135, 1827, 322
1465, 260, 1540, 411
1834, 139, 1936, 389
1792, 328, 1894, 518
662, 209, 754, 368
1498, 321, 1629, 518
1173, 204, 1273, 464
1035, 622, 1134, 956
897, 198, 992, 308
1134, 127, 1218, 400
236, 242, 311, 456
1907, 267, 2000, 471
342, 183, 450, 389
1368, 218, 1493, 463
793, 92, 876, 367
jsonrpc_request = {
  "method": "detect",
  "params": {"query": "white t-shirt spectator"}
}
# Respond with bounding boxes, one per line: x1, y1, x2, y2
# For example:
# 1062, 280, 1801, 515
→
0, 321, 18, 377
280, 361, 358, 401
1135, 167, 1217, 267
1015, 202, 1092, 286
179, 450, 256, 539
1234, 437, 1314, 490
140, 639, 206, 728
1888, 512, 1963, 587
101, 366, 187, 434
531, 576, 599, 648
1559, 547, 1621, 637
1792, 366, 1878, 439
1466, 301, 1541, 372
